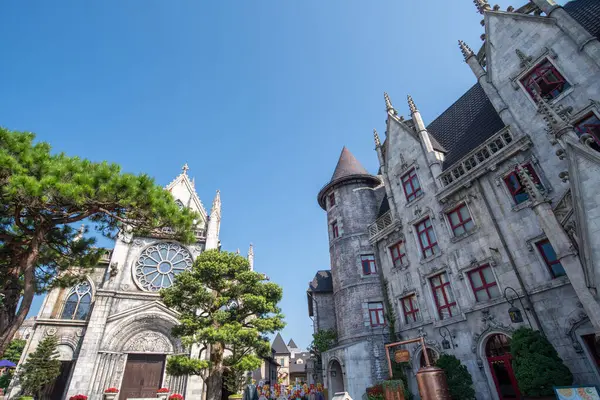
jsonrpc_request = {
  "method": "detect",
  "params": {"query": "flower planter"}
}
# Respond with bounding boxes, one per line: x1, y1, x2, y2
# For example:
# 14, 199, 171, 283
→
104, 394, 117, 400
383, 386, 405, 400
157, 394, 168, 400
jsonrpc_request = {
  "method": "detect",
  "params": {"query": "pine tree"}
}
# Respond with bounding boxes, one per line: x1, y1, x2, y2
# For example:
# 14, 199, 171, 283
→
160, 250, 285, 400
435, 354, 475, 400
511, 327, 573, 396
0, 127, 199, 353
2, 339, 26, 363
18, 336, 61, 398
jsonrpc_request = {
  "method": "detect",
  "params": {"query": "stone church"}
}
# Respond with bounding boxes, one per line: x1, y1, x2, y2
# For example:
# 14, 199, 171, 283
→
9, 166, 255, 400
307, 0, 600, 399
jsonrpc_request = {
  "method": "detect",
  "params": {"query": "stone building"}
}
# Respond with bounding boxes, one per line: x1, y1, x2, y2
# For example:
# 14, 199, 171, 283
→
9, 166, 257, 400
271, 334, 309, 385
308, 0, 600, 399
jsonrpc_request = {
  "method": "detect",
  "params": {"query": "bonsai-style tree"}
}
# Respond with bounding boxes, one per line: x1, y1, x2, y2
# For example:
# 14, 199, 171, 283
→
435, 354, 475, 400
18, 336, 61, 398
510, 327, 573, 397
0, 127, 198, 353
160, 250, 285, 400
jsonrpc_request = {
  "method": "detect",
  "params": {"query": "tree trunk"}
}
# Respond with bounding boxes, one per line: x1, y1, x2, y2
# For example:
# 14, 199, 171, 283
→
205, 343, 225, 400
0, 231, 43, 355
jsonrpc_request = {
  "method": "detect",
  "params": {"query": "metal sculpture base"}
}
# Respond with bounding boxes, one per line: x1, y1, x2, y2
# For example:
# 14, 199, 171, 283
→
416, 366, 451, 400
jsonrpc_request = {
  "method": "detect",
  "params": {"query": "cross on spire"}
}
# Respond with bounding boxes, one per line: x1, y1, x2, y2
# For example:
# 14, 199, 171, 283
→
182, 163, 189, 175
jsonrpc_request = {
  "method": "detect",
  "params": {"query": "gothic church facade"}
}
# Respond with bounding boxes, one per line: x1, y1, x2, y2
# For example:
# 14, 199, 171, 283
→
308, 1, 600, 399
10, 167, 255, 400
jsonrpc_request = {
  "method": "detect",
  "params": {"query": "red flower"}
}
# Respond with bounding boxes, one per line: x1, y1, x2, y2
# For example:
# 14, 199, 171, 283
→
69, 395, 88, 400
104, 388, 119, 393
158, 388, 170, 393
169, 394, 184, 400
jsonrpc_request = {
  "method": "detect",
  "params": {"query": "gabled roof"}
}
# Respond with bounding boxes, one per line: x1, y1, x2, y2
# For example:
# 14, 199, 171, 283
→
272, 333, 289, 354
165, 167, 208, 219
564, 0, 600, 41
288, 339, 298, 348
308, 270, 333, 293
426, 83, 505, 170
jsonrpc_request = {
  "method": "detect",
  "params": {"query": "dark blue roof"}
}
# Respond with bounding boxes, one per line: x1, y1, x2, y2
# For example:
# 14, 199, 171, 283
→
564, 0, 600, 41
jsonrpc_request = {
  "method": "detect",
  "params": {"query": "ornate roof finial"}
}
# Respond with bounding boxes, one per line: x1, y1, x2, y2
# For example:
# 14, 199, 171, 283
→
407, 95, 418, 114
75, 224, 85, 241
182, 163, 189, 175
532, 90, 571, 137
373, 129, 381, 148
515, 48, 533, 68
474, 0, 491, 14
210, 189, 221, 216
384, 92, 394, 113
248, 243, 254, 271
458, 40, 474, 61
236, 248, 240, 255
516, 164, 545, 201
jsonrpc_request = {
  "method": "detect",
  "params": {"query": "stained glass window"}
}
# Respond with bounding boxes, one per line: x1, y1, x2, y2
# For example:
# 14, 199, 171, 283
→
134, 242, 193, 291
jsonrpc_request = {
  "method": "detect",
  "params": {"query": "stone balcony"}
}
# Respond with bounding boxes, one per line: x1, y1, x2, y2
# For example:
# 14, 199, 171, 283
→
368, 211, 402, 243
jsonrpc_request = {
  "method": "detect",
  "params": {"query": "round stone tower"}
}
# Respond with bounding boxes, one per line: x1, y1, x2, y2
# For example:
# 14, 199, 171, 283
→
317, 147, 384, 346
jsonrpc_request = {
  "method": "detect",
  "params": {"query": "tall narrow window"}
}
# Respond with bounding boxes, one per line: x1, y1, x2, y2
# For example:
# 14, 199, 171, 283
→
328, 192, 336, 208
416, 218, 439, 258
361, 255, 377, 275
574, 113, 600, 151
468, 265, 500, 302
504, 163, 542, 205
60, 281, 92, 320
401, 295, 420, 324
520, 59, 570, 101
389, 241, 408, 268
536, 239, 566, 278
331, 221, 339, 239
430, 272, 457, 320
368, 302, 385, 326
447, 204, 475, 237
401, 169, 422, 202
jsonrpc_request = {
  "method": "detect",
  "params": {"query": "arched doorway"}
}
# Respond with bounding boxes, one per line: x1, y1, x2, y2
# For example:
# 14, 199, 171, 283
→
328, 360, 344, 395
485, 334, 520, 400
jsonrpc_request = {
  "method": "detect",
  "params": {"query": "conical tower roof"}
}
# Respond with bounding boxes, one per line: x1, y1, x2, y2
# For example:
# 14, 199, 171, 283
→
317, 147, 380, 209
272, 333, 289, 354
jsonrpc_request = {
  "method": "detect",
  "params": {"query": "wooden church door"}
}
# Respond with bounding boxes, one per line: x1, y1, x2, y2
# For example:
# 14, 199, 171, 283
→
120, 354, 166, 398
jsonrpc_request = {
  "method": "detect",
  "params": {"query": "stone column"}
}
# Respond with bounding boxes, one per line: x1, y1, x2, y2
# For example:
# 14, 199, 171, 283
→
89, 352, 126, 400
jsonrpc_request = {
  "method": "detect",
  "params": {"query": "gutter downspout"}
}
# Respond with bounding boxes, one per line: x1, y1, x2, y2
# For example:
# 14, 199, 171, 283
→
477, 179, 546, 336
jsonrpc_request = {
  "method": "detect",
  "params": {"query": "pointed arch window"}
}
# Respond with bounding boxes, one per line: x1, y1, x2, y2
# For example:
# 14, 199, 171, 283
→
60, 281, 92, 320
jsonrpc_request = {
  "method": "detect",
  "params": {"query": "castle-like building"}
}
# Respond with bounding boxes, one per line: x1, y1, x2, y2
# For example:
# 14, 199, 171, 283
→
9, 167, 256, 400
307, 0, 600, 399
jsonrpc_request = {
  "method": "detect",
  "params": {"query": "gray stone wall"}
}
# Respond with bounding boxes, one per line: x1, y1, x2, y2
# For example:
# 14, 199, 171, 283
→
313, 292, 337, 332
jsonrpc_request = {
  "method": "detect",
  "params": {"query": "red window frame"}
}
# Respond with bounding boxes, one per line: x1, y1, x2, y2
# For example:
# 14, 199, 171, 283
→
401, 295, 420, 324
467, 265, 499, 302
416, 218, 438, 258
447, 204, 474, 236
430, 273, 456, 320
401, 168, 422, 202
361, 255, 377, 275
536, 239, 566, 278
574, 113, 600, 149
520, 59, 570, 101
389, 241, 407, 268
328, 192, 336, 208
503, 163, 541, 205
368, 302, 385, 326
331, 221, 339, 239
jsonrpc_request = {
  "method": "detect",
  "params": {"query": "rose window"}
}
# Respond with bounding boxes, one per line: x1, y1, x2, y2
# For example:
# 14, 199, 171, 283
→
134, 242, 193, 291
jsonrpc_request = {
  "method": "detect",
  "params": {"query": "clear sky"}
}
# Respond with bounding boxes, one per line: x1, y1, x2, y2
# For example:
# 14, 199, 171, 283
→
1, 0, 527, 349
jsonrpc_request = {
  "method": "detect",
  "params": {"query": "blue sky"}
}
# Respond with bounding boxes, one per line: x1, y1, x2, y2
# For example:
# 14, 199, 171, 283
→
1, 0, 524, 349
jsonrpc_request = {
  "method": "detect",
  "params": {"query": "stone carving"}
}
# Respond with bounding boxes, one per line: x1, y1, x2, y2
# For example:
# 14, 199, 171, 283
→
565, 310, 589, 354
76, 329, 84, 337
133, 239, 144, 248
110, 262, 118, 278
553, 190, 573, 223
120, 284, 130, 291
46, 327, 57, 336
124, 331, 172, 353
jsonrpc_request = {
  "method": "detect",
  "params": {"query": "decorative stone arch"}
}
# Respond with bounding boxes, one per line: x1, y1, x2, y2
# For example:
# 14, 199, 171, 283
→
410, 341, 441, 374
565, 311, 600, 382
102, 311, 185, 354
326, 357, 345, 395
473, 328, 514, 400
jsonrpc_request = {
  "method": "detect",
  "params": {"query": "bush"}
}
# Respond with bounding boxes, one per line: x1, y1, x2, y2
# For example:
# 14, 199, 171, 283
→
435, 354, 475, 400
390, 360, 414, 400
366, 384, 384, 400
510, 327, 573, 397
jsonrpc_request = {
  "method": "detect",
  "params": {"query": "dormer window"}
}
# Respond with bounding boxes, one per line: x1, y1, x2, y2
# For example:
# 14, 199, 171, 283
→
574, 112, 600, 151
401, 168, 422, 202
520, 59, 570, 101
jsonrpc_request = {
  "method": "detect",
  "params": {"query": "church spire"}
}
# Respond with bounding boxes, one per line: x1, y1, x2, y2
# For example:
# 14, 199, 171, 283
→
458, 40, 474, 61
205, 190, 222, 250
407, 95, 418, 115
248, 243, 254, 271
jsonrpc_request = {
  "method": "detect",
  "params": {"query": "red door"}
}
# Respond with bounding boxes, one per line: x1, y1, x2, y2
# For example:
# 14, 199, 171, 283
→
486, 334, 521, 400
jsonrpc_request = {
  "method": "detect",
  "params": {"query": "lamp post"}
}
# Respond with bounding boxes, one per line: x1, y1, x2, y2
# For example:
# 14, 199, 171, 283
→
503, 286, 533, 329
438, 327, 456, 350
